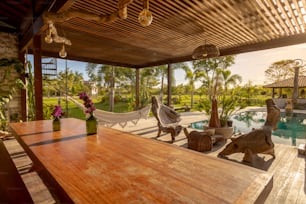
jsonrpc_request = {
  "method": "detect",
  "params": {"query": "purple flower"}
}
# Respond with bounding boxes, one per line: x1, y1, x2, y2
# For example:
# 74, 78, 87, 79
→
79, 92, 96, 115
52, 105, 63, 118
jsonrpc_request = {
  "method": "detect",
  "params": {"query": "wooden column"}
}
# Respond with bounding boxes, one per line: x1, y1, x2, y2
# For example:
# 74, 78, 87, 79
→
292, 66, 300, 104
19, 51, 27, 121
33, 35, 43, 120
135, 68, 140, 110
167, 64, 172, 106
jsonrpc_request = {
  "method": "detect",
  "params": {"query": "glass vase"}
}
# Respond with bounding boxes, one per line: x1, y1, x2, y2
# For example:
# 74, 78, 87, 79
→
52, 117, 61, 131
86, 114, 97, 135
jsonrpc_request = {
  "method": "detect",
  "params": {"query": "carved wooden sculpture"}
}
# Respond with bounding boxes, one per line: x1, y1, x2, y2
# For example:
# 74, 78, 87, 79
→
218, 99, 280, 163
183, 128, 213, 152
151, 96, 182, 142
183, 127, 225, 152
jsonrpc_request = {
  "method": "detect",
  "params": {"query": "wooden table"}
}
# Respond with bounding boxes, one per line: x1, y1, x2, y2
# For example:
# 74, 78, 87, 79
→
10, 118, 273, 203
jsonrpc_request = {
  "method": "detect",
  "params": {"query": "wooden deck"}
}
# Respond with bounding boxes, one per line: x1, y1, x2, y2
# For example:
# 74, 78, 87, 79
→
3, 113, 306, 203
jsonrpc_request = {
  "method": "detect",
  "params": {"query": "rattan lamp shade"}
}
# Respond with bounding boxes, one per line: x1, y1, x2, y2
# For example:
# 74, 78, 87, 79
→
192, 44, 220, 59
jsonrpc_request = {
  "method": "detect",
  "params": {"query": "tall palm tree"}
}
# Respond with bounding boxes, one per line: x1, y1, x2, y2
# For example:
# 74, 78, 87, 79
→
217, 69, 242, 124
153, 65, 167, 101
180, 63, 206, 108
139, 68, 159, 107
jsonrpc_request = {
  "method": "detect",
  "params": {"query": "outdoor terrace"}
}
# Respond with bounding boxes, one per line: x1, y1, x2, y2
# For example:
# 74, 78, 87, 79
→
2, 110, 306, 203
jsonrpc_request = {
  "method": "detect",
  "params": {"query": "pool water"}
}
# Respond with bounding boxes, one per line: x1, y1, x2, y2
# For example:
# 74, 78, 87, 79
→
190, 111, 306, 146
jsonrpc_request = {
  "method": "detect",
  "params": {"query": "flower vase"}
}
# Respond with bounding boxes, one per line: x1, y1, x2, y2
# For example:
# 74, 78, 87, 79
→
86, 114, 97, 135
52, 117, 61, 131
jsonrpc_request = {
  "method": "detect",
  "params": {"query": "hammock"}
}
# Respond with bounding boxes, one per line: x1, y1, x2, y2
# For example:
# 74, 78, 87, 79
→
68, 96, 151, 128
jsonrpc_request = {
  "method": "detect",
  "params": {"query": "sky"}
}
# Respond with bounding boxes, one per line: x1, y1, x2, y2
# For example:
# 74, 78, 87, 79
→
51, 43, 306, 86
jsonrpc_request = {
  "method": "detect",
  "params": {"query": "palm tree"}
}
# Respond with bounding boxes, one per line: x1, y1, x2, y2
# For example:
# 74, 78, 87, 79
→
218, 69, 242, 124
180, 63, 206, 108
153, 65, 167, 102
139, 68, 159, 107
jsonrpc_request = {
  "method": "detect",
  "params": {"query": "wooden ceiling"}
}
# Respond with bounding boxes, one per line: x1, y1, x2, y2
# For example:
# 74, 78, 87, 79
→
2, 0, 306, 68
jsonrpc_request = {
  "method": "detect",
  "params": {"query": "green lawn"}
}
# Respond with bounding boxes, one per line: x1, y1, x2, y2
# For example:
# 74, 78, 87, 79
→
43, 97, 130, 120
43, 94, 268, 119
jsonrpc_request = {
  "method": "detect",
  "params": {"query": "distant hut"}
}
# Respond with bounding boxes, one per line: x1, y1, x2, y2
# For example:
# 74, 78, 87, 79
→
263, 76, 306, 109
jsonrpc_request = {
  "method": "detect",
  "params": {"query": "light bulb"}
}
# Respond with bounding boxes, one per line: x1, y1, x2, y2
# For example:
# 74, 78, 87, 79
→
59, 44, 67, 58
44, 34, 53, 43
138, 9, 153, 27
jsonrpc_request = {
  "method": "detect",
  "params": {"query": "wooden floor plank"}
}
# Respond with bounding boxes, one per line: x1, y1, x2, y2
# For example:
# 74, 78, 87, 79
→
296, 183, 306, 204
273, 148, 302, 203
264, 147, 296, 203
284, 169, 304, 204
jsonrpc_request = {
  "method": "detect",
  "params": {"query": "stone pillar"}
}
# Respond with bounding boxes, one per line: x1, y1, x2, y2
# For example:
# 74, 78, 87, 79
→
0, 32, 22, 123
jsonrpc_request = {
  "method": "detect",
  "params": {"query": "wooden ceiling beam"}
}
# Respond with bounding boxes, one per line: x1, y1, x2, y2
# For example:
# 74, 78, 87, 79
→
19, 0, 76, 53
220, 33, 306, 56
32, 50, 139, 68
19, 16, 45, 52
138, 33, 306, 68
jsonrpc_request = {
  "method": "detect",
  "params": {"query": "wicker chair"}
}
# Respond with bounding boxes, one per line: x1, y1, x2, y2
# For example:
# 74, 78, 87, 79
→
151, 96, 183, 142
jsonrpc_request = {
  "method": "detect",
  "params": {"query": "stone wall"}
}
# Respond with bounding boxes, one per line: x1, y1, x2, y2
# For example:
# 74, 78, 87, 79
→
0, 32, 22, 122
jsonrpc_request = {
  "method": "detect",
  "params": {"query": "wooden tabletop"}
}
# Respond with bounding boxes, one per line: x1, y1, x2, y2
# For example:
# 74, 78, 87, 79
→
10, 118, 273, 204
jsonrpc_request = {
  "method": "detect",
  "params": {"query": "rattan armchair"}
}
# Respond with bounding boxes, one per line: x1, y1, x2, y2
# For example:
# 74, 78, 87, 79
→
151, 96, 182, 143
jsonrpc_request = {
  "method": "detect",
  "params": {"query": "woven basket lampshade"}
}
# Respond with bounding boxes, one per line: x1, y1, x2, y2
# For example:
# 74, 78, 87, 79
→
192, 44, 220, 59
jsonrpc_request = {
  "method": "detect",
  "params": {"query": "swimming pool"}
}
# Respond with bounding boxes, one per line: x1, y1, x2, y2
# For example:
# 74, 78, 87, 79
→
190, 111, 306, 146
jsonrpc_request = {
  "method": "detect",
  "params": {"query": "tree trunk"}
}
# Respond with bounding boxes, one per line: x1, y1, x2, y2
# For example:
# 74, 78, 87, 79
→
191, 86, 194, 108
160, 71, 164, 102
109, 67, 115, 112
292, 66, 300, 105
167, 64, 172, 106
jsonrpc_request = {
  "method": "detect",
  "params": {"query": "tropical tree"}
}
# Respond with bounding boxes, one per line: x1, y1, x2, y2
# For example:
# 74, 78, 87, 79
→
265, 60, 300, 83
86, 63, 99, 82
194, 56, 236, 99
153, 65, 167, 101
57, 68, 85, 96
217, 69, 243, 124
173, 84, 185, 102
180, 63, 206, 108
189, 56, 245, 126
0, 58, 25, 129
139, 68, 159, 107
97, 65, 136, 111
265, 59, 306, 99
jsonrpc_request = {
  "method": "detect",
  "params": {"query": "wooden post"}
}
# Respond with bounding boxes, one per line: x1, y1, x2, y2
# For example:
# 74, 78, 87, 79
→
19, 51, 27, 121
109, 66, 115, 112
135, 68, 140, 110
167, 64, 172, 106
33, 35, 43, 120
292, 66, 300, 104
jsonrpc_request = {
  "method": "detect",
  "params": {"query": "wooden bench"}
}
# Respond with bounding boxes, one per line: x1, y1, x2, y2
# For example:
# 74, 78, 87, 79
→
0, 139, 33, 203
174, 106, 190, 112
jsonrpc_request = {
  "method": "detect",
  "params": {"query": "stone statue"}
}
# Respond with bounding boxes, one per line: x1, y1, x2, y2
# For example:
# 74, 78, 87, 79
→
218, 99, 280, 163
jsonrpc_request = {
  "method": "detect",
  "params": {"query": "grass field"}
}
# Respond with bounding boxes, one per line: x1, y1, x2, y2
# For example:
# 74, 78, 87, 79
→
43, 94, 268, 120
43, 97, 130, 120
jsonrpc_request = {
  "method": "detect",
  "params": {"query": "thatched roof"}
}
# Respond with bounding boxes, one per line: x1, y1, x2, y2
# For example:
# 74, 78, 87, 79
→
263, 76, 306, 88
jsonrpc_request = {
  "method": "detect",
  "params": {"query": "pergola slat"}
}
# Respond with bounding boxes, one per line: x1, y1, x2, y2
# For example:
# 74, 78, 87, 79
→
2, 0, 306, 67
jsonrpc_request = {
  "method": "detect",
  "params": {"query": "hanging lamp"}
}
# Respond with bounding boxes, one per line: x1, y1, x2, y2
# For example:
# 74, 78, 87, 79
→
192, 43, 220, 59
59, 44, 67, 58
138, 0, 153, 27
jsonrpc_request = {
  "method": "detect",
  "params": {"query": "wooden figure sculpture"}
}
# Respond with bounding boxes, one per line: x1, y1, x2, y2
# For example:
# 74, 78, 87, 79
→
218, 99, 280, 163
151, 96, 182, 142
